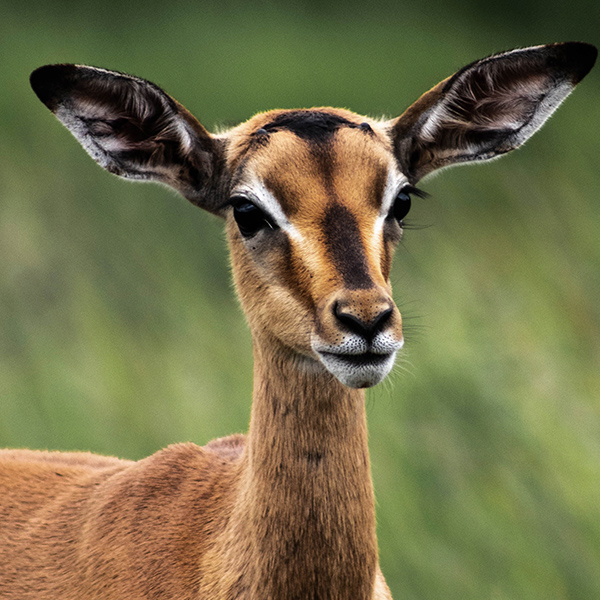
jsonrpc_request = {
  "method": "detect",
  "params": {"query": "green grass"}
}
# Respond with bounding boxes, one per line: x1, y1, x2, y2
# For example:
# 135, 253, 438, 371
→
1, 1, 599, 597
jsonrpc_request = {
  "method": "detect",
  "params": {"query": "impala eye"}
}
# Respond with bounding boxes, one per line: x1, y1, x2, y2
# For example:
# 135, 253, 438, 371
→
232, 198, 273, 238
388, 185, 427, 225
391, 189, 412, 224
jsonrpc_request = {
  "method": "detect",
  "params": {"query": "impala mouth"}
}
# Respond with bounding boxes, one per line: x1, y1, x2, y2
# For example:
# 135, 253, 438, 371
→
316, 349, 397, 389
320, 351, 392, 368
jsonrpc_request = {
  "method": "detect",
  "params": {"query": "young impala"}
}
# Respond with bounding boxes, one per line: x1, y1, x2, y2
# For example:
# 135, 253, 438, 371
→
0, 42, 596, 599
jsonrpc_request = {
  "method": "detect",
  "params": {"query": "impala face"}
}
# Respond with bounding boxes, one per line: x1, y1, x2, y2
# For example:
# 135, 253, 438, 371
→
225, 110, 409, 387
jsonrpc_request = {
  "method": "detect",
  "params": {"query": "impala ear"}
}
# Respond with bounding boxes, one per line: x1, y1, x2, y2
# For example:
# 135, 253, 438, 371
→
390, 42, 597, 182
30, 64, 227, 214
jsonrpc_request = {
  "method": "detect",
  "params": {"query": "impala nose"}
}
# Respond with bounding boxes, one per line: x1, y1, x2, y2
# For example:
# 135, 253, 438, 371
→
332, 295, 395, 342
334, 302, 393, 340
314, 289, 403, 387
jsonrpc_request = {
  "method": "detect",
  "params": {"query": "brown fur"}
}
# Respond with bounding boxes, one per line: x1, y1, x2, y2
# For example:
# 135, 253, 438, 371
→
2, 42, 595, 599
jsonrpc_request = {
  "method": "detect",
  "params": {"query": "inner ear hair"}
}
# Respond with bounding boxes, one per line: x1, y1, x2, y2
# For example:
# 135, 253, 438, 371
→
391, 42, 597, 182
30, 64, 227, 213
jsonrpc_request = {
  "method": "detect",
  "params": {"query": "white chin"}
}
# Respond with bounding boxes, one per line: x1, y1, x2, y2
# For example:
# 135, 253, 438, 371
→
318, 351, 396, 389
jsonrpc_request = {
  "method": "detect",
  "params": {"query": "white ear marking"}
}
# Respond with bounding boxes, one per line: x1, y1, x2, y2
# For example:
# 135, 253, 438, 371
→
391, 42, 597, 181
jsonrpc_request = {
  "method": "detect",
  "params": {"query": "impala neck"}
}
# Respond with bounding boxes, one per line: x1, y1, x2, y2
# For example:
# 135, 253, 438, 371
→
242, 336, 378, 599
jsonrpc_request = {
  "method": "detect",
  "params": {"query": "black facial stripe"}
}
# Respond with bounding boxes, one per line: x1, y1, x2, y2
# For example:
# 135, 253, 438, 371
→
263, 129, 337, 219
322, 202, 373, 290
261, 111, 367, 144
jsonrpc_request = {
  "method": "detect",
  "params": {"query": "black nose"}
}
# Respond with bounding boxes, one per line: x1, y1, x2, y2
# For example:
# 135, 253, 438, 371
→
333, 302, 394, 341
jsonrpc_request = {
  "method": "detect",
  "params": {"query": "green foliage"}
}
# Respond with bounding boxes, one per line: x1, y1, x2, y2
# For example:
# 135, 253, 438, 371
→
1, 1, 599, 597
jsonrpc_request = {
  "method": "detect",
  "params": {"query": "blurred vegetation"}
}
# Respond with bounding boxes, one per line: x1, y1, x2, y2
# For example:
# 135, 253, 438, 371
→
1, 0, 599, 598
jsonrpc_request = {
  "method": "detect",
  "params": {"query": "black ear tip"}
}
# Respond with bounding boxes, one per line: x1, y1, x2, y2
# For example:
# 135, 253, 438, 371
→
30, 64, 79, 110
557, 42, 598, 83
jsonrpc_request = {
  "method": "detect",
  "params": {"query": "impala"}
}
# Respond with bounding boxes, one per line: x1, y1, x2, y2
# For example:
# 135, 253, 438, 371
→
0, 42, 596, 599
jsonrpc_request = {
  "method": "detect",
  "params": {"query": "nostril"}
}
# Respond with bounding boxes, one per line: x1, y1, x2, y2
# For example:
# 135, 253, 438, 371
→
335, 308, 369, 337
333, 302, 394, 340
371, 306, 393, 333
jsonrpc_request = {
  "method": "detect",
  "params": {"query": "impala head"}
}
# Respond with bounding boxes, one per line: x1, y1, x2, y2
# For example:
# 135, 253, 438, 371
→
224, 109, 410, 387
31, 42, 596, 388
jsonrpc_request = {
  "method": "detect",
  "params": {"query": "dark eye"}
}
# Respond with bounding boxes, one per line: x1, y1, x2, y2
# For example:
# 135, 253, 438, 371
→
232, 198, 273, 237
391, 189, 412, 224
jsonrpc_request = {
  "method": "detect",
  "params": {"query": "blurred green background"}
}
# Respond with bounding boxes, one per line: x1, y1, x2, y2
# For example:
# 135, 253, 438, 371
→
1, 0, 599, 597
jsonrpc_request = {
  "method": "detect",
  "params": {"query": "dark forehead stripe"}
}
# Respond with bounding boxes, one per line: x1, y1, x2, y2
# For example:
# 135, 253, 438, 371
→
260, 110, 371, 144
262, 124, 339, 217
322, 202, 373, 290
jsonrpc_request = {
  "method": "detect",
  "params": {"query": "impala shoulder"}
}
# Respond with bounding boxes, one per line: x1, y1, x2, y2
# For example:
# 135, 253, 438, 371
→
204, 433, 246, 460
132, 439, 245, 488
